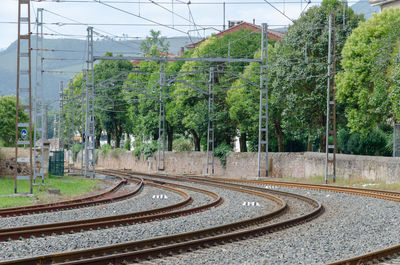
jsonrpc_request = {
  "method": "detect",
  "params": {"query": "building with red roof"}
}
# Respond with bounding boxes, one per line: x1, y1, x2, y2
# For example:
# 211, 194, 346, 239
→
185, 21, 285, 49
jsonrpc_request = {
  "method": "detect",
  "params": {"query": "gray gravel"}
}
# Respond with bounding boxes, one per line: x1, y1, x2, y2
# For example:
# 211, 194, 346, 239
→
0, 181, 279, 261
152, 186, 400, 265
0, 182, 182, 229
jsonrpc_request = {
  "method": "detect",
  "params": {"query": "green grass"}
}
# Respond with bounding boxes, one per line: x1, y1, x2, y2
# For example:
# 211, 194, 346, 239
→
0, 175, 102, 209
269, 175, 400, 192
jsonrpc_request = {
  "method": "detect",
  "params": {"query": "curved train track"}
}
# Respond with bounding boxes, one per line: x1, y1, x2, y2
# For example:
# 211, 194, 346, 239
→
1, 169, 399, 264
0, 170, 321, 265
194, 175, 400, 265
0, 171, 223, 242
0, 175, 135, 217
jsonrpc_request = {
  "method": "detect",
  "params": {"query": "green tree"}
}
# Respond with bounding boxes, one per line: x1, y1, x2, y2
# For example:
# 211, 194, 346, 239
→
0, 95, 29, 146
336, 8, 400, 134
272, 0, 362, 151
170, 29, 261, 151
140, 29, 170, 55
95, 52, 133, 148
124, 60, 160, 143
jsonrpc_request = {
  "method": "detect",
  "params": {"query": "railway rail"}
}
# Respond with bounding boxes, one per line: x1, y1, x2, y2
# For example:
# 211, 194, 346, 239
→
0, 175, 135, 217
0, 171, 224, 242
0, 169, 321, 265
192, 175, 400, 265
3, 169, 399, 264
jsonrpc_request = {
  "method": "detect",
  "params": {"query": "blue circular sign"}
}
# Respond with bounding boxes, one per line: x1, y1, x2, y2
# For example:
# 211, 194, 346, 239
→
21, 129, 27, 139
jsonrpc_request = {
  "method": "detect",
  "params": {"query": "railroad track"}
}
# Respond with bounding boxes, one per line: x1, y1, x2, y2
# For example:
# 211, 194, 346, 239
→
0, 169, 321, 265
191, 175, 400, 265
0, 171, 224, 242
0, 175, 135, 217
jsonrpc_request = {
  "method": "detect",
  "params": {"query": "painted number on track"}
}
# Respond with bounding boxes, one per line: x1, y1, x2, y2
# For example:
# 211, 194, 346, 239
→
152, 195, 168, 199
242, 201, 260, 206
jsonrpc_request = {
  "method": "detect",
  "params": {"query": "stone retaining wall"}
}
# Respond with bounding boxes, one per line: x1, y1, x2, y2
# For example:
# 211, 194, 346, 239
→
75, 150, 400, 184
0, 147, 50, 176
3, 147, 398, 183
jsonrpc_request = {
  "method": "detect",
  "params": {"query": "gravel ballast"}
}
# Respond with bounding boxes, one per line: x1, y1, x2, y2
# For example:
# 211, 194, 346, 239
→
153, 186, 400, 265
0, 182, 182, 229
0, 180, 279, 261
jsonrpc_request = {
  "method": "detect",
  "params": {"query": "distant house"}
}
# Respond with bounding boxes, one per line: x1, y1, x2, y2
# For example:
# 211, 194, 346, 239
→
130, 49, 183, 65
369, 0, 400, 10
185, 21, 285, 50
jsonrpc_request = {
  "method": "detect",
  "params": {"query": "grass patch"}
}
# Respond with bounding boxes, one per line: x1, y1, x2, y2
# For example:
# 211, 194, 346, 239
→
0, 175, 102, 209
269, 175, 400, 192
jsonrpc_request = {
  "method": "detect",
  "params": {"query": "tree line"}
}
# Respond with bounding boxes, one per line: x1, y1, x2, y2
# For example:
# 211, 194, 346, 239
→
2, 0, 399, 158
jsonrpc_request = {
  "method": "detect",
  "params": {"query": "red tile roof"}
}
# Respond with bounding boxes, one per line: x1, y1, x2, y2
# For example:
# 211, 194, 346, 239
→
185, 21, 285, 49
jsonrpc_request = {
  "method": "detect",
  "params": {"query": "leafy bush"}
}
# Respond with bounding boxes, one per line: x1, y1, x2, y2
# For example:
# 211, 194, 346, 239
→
214, 142, 233, 167
71, 143, 83, 162
338, 127, 391, 156
100, 144, 112, 156
94, 149, 99, 164
123, 136, 131, 151
110, 148, 125, 159
133, 141, 158, 159
173, 137, 193, 152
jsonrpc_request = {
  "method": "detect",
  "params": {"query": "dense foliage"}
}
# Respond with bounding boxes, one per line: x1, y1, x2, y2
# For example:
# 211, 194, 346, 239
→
336, 8, 400, 134
55, 3, 400, 158
0, 95, 29, 147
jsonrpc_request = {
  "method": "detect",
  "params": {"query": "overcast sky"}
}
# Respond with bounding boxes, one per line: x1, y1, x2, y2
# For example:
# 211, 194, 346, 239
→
0, 0, 328, 50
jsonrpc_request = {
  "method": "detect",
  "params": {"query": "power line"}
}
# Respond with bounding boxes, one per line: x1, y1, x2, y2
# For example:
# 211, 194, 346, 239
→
27, 0, 367, 4
94, 0, 189, 35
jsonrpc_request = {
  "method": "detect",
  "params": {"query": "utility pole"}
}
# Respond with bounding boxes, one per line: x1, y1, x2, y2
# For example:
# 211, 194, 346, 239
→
33, 8, 44, 184
158, 61, 166, 171
257, 23, 269, 178
325, 14, 337, 184
58, 81, 64, 150
223, 2, 226, 31
206, 67, 215, 174
84, 27, 95, 178
15, 0, 33, 194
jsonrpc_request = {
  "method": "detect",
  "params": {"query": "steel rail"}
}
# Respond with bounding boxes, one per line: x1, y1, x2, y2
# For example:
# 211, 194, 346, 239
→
0, 171, 223, 243
203, 177, 400, 201
0, 176, 134, 217
196, 176, 400, 265
0, 170, 322, 265
0, 177, 189, 242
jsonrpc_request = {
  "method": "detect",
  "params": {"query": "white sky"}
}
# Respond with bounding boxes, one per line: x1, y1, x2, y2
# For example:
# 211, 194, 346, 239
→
0, 0, 330, 49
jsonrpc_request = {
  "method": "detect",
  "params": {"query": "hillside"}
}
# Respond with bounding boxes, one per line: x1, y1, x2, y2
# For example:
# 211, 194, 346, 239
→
0, 36, 200, 103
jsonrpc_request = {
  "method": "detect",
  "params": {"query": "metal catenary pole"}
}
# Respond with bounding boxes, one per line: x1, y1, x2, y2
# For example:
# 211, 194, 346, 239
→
33, 8, 45, 184
257, 23, 269, 178
84, 27, 95, 178
158, 62, 166, 171
325, 14, 337, 184
58, 81, 64, 150
206, 67, 215, 174
68, 81, 73, 172
15, 0, 33, 194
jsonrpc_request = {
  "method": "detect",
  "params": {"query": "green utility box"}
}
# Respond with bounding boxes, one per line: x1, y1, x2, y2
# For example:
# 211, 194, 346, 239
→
49, 150, 64, 176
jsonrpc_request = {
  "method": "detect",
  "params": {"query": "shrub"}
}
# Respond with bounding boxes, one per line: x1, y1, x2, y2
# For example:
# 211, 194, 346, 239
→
123, 136, 131, 151
110, 148, 125, 159
173, 137, 193, 152
71, 143, 83, 162
101, 144, 112, 156
214, 142, 233, 167
339, 127, 390, 156
133, 141, 158, 159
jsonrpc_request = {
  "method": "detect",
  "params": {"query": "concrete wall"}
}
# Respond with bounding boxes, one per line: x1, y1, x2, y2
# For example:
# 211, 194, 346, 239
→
0, 147, 50, 176
76, 150, 400, 184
